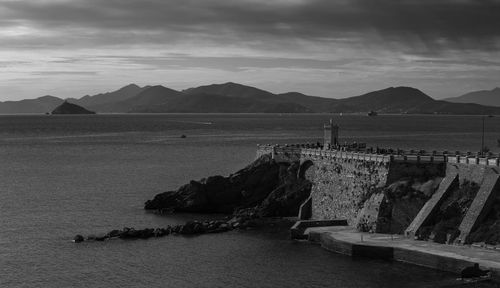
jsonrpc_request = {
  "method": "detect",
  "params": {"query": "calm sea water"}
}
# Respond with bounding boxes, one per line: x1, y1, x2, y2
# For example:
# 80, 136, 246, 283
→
1, 114, 498, 288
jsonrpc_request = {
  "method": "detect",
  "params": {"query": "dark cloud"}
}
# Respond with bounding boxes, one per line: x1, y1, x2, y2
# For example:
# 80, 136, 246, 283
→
1, 0, 500, 52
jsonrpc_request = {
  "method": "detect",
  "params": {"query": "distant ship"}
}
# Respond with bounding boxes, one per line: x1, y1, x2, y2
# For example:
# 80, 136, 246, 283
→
367, 110, 378, 116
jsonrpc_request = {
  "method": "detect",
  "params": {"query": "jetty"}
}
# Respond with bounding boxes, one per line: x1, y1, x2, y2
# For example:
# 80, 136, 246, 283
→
305, 226, 500, 280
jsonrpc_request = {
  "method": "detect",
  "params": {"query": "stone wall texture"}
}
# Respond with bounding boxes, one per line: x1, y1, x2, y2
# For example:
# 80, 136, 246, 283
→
309, 158, 390, 224
308, 158, 446, 226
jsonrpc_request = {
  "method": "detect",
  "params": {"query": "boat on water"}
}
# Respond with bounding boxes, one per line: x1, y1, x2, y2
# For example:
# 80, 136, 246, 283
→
367, 110, 378, 116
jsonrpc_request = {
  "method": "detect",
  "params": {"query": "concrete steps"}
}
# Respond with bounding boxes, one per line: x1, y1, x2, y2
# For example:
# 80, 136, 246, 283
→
405, 173, 459, 238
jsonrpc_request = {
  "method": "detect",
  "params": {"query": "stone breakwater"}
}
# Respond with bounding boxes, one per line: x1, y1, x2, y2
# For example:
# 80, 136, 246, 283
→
74, 216, 259, 243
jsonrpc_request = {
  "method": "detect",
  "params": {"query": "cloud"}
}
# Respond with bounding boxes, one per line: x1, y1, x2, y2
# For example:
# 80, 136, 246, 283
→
0, 0, 499, 100
30, 71, 99, 75
0, 0, 499, 53
92, 55, 358, 72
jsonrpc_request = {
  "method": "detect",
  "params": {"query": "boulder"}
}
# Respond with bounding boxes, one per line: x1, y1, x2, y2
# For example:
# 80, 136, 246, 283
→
95, 234, 107, 241
73, 234, 84, 243
107, 229, 122, 238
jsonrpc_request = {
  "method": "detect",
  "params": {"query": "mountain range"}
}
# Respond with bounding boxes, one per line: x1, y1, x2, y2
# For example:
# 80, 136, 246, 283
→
1, 82, 500, 115
444, 87, 500, 107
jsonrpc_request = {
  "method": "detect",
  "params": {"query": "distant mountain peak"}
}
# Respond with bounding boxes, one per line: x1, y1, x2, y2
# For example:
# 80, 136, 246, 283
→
116, 83, 141, 91
124, 83, 139, 88
221, 82, 244, 87
386, 86, 422, 92
445, 87, 500, 107
143, 85, 179, 93
183, 82, 275, 101
364, 86, 432, 98
37, 95, 60, 100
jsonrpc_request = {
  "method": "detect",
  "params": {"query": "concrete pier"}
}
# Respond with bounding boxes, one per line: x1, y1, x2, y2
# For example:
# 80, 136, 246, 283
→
305, 226, 500, 281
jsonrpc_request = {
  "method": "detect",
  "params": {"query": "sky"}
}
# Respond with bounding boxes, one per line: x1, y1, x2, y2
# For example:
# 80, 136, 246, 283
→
1, 0, 500, 101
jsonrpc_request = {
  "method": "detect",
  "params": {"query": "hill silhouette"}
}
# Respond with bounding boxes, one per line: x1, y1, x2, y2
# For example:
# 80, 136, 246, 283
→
0, 95, 63, 114
3, 83, 500, 114
444, 88, 500, 107
51, 101, 95, 114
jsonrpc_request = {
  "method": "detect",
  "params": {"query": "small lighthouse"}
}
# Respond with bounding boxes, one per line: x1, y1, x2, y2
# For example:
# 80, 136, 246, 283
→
323, 119, 339, 149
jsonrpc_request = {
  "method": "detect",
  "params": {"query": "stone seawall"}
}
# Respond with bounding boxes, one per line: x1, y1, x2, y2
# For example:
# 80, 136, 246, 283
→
306, 158, 446, 226
258, 144, 500, 243
308, 157, 390, 224
257, 145, 448, 226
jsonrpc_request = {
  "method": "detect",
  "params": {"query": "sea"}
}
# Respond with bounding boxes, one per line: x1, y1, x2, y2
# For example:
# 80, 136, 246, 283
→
1, 113, 499, 288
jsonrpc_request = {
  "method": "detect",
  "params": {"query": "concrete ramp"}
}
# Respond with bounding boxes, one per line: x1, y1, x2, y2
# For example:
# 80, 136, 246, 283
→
457, 169, 500, 244
298, 196, 312, 220
290, 219, 348, 240
405, 173, 459, 238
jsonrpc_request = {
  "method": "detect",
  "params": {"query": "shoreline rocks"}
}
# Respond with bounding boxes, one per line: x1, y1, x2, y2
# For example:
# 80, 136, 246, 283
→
73, 216, 265, 243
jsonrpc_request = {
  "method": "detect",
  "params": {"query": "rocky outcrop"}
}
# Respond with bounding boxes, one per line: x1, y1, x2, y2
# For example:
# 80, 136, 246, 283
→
144, 155, 311, 217
255, 163, 312, 217
51, 101, 95, 114
77, 155, 310, 244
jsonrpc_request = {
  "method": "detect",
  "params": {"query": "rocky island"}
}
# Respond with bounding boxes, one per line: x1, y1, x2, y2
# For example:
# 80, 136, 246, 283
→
51, 101, 96, 114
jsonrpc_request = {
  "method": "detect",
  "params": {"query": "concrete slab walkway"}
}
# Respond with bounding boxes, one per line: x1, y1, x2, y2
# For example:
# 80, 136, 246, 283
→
306, 226, 500, 281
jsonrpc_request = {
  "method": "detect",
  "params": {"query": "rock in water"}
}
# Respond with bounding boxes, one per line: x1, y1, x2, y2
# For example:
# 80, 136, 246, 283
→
73, 234, 84, 243
51, 101, 95, 114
